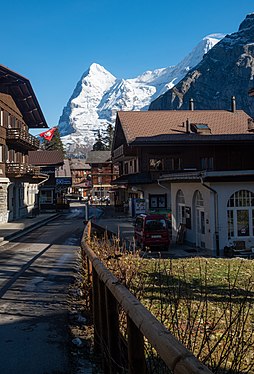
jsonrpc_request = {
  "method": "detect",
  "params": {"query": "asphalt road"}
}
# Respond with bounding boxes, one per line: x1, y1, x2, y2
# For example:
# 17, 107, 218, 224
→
0, 207, 86, 374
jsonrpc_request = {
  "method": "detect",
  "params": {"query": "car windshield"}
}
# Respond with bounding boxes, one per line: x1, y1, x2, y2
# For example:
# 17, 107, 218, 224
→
145, 219, 167, 231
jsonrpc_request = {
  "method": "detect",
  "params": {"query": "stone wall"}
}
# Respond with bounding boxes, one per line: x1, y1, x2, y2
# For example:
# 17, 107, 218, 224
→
0, 181, 8, 223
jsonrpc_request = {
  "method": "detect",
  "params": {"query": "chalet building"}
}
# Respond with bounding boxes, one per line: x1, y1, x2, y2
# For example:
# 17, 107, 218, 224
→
55, 159, 72, 207
0, 65, 48, 223
112, 100, 254, 254
69, 158, 92, 198
28, 150, 64, 212
86, 150, 119, 203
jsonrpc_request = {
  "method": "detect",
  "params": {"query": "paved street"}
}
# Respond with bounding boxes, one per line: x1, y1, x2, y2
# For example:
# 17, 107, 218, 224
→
0, 204, 212, 374
0, 208, 86, 374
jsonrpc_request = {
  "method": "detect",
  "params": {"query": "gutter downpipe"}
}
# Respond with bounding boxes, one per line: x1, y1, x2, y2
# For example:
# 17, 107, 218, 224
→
157, 180, 170, 203
157, 180, 170, 192
36, 173, 50, 212
200, 175, 220, 256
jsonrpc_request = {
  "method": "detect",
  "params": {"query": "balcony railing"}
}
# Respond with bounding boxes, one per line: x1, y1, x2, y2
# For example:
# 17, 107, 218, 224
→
6, 163, 40, 177
6, 128, 40, 149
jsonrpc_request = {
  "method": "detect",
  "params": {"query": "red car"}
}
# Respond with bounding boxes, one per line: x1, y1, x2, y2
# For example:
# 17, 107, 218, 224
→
134, 214, 170, 250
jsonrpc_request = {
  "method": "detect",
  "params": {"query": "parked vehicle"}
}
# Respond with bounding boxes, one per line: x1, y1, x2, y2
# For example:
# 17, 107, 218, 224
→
134, 214, 170, 250
65, 193, 82, 202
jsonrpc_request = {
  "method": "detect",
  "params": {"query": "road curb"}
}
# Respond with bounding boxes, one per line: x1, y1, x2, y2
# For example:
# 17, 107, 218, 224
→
0, 214, 61, 244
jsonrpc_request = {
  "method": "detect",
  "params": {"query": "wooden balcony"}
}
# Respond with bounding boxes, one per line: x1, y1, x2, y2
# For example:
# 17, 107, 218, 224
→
113, 144, 136, 161
6, 163, 40, 177
6, 128, 40, 150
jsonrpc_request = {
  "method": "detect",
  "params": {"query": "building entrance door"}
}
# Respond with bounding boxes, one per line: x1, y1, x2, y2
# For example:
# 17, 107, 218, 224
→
196, 208, 205, 248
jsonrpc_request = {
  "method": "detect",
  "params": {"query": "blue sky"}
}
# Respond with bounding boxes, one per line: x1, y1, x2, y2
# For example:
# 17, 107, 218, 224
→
1, 1, 253, 134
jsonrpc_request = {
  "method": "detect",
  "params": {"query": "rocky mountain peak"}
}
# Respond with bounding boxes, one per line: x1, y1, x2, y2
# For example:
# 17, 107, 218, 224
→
238, 13, 254, 31
149, 14, 254, 118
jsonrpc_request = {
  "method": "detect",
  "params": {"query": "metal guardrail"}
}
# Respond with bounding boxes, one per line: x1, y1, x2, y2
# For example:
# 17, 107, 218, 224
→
81, 221, 213, 374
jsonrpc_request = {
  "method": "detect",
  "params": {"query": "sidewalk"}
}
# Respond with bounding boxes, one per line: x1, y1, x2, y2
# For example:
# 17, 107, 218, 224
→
0, 213, 60, 244
95, 206, 212, 258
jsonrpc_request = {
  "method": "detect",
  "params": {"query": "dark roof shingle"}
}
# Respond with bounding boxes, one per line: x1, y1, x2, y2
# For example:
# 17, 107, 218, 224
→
117, 110, 251, 144
29, 150, 64, 166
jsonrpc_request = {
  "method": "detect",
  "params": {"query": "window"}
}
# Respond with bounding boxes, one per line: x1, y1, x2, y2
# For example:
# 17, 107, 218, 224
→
149, 158, 164, 171
195, 190, 205, 236
200, 157, 214, 170
0, 145, 3, 162
124, 162, 128, 174
176, 190, 186, 226
190, 123, 211, 134
0, 109, 3, 126
169, 157, 182, 171
227, 190, 254, 238
149, 194, 167, 209
40, 190, 53, 204
129, 159, 138, 174
7, 114, 11, 128
196, 191, 204, 207
134, 159, 137, 173
145, 218, 167, 231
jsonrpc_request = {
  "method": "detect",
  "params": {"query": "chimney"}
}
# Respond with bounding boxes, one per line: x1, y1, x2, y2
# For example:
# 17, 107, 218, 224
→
186, 119, 190, 133
231, 96, 236, 112
247, 118, 254, 132
189, 98, 194, 111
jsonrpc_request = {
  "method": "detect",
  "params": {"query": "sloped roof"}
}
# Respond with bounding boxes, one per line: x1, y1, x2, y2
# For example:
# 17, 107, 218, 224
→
113, 172, 153, 185
0, 64, 48, 128
69, 158, 91, 170
117, 110, 252, 144
28, 150, 64, 166
86, 150, 111, 164
133, 133, 254, 145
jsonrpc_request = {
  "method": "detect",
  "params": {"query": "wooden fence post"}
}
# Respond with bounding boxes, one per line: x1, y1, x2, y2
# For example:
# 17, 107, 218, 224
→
106, 288, 123, 373
87, 257, 93, 311
98, 278, 110, 373
92, 267, 101, 354
127, 315, 146, 374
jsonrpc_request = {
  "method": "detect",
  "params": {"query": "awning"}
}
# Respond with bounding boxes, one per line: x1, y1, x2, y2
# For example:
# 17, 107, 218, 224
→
73, 181, 92, 188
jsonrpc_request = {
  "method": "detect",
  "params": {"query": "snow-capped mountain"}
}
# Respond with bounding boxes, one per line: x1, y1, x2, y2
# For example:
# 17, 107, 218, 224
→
58, 34, 223, 154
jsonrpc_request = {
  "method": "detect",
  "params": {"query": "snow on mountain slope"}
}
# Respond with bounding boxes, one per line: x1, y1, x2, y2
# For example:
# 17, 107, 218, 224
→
58, 34, 224, 154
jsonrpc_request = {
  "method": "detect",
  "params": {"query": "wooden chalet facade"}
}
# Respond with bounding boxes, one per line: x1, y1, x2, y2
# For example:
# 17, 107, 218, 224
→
0, 65, 48, 223
69, 158, 92, 198
112, 101, 254, 254
86, 150, 119, 203
29, 150, 64, 212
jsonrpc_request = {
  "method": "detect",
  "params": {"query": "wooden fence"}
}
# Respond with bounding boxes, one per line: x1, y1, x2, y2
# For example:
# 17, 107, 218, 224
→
81, 221, 213, 374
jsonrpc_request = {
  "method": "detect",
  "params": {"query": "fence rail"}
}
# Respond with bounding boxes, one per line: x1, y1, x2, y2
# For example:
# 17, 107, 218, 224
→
81, 221, 213, 374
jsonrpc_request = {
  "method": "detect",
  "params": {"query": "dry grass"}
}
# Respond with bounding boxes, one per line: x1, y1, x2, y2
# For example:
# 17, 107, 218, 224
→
83, 235, 254, 373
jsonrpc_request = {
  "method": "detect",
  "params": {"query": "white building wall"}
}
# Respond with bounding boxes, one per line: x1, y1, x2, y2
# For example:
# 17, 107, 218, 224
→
170, 183, 215, 251
211, 181, 254, 250
169, 180, 254, 255
0, 179, 9, 223
141, 183, 171, 212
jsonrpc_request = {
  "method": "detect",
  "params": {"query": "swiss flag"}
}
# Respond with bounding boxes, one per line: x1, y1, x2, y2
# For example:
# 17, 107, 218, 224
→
39, 127, 57, 141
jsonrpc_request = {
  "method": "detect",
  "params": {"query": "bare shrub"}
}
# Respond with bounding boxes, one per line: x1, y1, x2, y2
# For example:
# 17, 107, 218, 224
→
82, 234, 254, 373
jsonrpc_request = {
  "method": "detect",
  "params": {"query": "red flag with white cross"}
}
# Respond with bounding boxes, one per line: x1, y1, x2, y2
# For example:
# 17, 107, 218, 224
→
39, 127, 57, 141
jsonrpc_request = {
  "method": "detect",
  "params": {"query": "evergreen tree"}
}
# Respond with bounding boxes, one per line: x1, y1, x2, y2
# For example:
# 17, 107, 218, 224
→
92, 130, 107, 151
103, 123, 114, 150
40, 128, 65, 156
